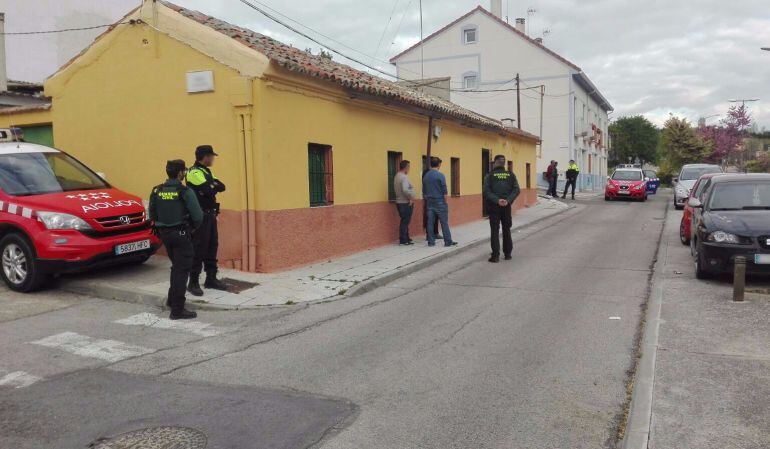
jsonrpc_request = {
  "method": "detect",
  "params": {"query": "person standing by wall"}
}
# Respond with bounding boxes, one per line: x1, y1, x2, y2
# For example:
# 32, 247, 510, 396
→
562, 159, 580, 199
422, 157, 458, 247
186, 145, 228, 296
546, 160, 559, 197
483, 155, 520, 263
394, 160, 416, 245
148, 160, 203, 320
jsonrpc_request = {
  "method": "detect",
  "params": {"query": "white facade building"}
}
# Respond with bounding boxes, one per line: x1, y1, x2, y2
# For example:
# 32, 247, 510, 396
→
390, 2, 612, 191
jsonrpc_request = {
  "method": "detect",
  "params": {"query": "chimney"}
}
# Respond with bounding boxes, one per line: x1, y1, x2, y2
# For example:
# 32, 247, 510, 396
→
515, 17, 526, 34
0, 13, 7, 92
490, 0, 503, 19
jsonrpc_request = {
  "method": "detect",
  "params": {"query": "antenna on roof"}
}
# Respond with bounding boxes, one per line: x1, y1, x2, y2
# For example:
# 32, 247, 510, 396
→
526, 8, 537, 35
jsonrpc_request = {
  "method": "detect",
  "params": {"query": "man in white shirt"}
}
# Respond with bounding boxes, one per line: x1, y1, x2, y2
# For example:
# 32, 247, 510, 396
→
393, 160, 416, 245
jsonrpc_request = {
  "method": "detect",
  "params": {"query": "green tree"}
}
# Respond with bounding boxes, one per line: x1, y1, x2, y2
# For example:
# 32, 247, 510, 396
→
660, 115, 712, 170
608, 115, 660, 166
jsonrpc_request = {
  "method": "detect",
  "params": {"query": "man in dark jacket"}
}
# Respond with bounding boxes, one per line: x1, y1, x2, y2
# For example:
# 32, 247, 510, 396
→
483, 155, 520, 263
562, 159, 580, 199
149, 160, 203, 320
186, 145, 228, 296
546, 160, 558, 197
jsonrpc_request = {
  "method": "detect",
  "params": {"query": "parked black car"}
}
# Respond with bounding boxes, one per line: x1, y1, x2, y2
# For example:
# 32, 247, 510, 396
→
689, 173, 770, 279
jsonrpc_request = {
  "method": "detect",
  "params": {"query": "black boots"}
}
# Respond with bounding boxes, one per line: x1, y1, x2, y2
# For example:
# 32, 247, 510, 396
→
204, 275, 228, 291
170, 309, 197, 320
187, 277, 204, 297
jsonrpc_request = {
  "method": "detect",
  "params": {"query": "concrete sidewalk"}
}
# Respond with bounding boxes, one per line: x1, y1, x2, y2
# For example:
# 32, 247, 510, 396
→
623, 201, 770, 449
58, 198, 570, 310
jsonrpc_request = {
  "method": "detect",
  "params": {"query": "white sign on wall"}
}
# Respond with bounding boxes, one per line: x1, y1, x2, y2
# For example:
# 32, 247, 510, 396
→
186, 70, 214, 93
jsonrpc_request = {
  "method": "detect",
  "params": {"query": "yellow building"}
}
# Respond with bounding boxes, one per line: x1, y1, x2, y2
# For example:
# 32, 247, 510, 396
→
0, 1, 539, 272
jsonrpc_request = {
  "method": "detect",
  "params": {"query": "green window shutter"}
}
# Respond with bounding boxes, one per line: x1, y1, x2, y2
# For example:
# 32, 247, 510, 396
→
308, 144, 333, 207
20, 124, 54, 147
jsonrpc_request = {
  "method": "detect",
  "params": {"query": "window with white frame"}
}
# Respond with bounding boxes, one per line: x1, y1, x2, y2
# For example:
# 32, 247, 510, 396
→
463, 27, 477, 44
463, 74, 479, 89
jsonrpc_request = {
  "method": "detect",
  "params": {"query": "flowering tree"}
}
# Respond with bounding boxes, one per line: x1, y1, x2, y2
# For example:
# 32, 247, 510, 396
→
698, 105, 753, 163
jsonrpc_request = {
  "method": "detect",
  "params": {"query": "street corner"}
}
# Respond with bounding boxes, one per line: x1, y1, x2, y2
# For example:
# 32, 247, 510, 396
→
0, 368, 358, 449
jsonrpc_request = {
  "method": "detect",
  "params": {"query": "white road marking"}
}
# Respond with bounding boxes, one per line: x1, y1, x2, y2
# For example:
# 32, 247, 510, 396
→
609, 316, 622, 320
114, 313, 223, 337
30, 332, 155, 363
0, 371, 42, 389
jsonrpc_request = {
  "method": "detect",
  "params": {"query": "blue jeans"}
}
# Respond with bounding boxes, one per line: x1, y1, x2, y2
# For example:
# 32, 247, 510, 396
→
426, 198, 452, 246
395, 203, 413, 243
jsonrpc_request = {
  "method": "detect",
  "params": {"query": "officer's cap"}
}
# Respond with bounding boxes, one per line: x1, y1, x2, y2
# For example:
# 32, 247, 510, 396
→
195, 145, 218, 160
166, 159, 187, 172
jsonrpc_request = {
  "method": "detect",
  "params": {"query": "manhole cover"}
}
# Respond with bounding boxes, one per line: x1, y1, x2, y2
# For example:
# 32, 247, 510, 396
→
91, 426, 207, 449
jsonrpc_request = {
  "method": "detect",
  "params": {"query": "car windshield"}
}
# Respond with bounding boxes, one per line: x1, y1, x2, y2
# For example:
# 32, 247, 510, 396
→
708, 182, 770, 211
681, 166, 721, 180
0, 152, 108, 196
643, 170, 657, 179
612, 170, 642, 181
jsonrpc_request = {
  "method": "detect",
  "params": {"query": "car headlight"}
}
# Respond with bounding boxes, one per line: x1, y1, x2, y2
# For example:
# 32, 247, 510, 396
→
37, 212, 93, 231
633, 183, 645, 190
675, 186, 689, 196
707, 231, 746, 244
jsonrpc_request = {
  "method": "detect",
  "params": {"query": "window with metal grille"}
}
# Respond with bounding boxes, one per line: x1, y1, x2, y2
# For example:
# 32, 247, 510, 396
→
450, 157, 460, 196
308, 143, 333, 207
387, 151, 403, 201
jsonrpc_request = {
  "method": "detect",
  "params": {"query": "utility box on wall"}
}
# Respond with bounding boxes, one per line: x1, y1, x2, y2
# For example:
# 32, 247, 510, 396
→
186, 70, 215, 93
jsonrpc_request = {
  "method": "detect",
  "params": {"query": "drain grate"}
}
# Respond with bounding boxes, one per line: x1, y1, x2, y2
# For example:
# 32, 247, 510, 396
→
220, 278, 259, 294
90, 426, 207, 449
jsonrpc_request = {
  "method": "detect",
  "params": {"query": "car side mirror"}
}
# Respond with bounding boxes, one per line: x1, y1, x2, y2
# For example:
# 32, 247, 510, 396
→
644, 177, 650, 181
688, 198, 702, 208
673, 177, 678, 183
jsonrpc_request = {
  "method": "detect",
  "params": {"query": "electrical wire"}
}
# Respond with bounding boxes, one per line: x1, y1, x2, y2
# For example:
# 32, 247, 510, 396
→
1, 21, 131, 35
372, 0, 401, 65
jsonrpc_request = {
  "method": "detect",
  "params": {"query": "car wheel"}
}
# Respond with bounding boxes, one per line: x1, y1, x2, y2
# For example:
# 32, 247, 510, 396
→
0, 233, 49, 293
604, 195, 611, 201
642, 195, 648, 202
693, 242, 712, 280
679, 220, 690, 245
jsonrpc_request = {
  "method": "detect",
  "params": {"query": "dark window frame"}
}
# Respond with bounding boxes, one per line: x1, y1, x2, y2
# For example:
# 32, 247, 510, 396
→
308, 143, 334, 207
387, 151, 403, 202
450, 157, 461, 196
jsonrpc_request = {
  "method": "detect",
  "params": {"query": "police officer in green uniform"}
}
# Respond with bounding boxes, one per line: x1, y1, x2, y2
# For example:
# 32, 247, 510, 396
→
186, 145, 228, 296
483, 155, 521, 263
148, 160, 203, 320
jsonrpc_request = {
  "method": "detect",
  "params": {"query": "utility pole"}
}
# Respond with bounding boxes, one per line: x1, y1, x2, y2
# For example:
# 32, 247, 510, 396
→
516, 73, 521, 129
419, 0, 424, 80
729, 98, 759, 107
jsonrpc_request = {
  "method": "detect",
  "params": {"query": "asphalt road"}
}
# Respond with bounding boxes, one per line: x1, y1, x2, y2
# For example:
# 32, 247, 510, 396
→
0, 192, 668, 449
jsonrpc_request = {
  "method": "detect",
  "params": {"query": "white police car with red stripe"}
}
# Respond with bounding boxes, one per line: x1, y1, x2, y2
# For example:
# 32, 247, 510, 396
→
0, 136, 160, 292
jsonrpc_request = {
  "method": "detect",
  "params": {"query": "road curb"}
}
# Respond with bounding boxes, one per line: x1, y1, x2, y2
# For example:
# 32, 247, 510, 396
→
346, 203, 573, 297
59, 203, 574, 310
621, 202, 669, 448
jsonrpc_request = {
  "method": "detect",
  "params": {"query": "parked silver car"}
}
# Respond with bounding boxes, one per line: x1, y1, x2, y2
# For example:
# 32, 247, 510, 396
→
673, 164, 723, 209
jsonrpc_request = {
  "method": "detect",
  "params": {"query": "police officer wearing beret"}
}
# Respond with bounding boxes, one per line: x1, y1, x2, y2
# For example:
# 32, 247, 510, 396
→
148, 160, 203, 320
483, 155, 520, 263
186, 145, 228, 296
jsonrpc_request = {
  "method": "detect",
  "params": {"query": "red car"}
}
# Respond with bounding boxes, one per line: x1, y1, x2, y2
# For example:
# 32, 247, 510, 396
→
0, 141, 160, 292
679, 172, 723, 245
605, 168, 648, 201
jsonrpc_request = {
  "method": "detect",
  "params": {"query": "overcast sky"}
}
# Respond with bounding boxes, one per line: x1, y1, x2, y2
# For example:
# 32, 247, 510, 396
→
3, 0, 770, 129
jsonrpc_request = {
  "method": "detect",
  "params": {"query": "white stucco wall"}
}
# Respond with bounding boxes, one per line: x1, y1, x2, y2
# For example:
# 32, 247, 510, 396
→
392, 8, 610, 191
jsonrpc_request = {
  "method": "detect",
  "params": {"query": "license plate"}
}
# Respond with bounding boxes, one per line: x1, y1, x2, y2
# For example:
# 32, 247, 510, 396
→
115, 239, 150, 255
755, 254, 770, 265
618, 191, 630, 195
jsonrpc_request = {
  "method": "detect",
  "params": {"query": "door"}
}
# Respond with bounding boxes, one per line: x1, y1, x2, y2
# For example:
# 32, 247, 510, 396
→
481, 149, 490, 216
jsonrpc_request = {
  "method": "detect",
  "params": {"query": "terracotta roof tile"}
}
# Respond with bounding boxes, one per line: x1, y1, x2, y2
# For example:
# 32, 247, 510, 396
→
160, 1, 539, 142
0, 103, 51, 116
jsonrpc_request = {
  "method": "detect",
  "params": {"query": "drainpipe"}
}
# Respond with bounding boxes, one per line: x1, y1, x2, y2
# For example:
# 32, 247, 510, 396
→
426, 116, 433, 161
0, 13, 7, 92
238, 112, 257, 272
